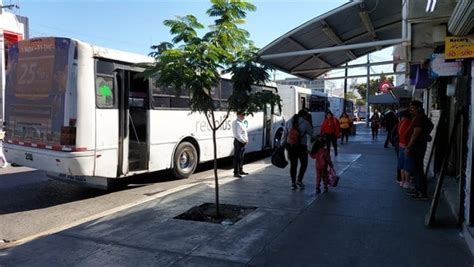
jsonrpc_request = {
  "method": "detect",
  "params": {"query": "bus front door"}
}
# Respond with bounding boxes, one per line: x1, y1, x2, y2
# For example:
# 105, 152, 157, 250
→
263, 103, 272, 148
116, 69, 130, 176
116, 68, 150, 175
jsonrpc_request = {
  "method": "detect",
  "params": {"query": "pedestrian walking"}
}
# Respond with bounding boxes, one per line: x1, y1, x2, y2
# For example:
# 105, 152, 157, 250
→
383, 106, 398, 148
232, 111, 248, 178
320, 111, 340, 156
370, 111, 381, 140
310, 137, 333, 194
404, 100, 432, 200
281, 109, 313, 190
339, 112, 352, 145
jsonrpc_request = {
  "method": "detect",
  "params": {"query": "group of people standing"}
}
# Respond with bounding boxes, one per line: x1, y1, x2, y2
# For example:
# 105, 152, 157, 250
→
395, 100, 432, 200
233, 100, 432, 200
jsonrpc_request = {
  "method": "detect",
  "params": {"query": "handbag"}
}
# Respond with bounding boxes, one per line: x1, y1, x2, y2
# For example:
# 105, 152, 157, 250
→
271, 146, 288, 168
328, 166, 340, 187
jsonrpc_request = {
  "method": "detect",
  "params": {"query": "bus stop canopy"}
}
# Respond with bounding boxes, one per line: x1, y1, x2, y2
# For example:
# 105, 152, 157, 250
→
368, 86, 413, 105
368, 93, 397, 105
258, 0, 402, 80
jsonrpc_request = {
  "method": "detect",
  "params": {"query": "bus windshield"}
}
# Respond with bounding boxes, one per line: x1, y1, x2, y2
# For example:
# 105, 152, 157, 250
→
5, 37, 71, 144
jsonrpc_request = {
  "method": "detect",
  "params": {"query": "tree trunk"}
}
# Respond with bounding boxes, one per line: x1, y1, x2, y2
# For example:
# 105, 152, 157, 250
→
212, 129, 220, 217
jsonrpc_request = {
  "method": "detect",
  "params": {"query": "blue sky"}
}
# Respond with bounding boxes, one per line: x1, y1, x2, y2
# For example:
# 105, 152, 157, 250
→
9, 0, 393, 82
16, 0, 346, 54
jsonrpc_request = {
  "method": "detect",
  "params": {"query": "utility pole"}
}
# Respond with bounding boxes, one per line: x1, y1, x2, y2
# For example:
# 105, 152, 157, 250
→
365, 54, 370, 127
343, 63, 348, 114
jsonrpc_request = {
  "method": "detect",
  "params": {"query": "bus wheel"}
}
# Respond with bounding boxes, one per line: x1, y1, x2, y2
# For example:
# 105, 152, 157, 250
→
172, 142, 198, 179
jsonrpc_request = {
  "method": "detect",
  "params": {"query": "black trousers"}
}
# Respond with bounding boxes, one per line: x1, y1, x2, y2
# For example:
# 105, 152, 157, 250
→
371, 127, 379, 139
412, 144, 427, 196
340, 128, 350, 143
287, 144, 308, 184
384, 126, 394, 147
233, 139, 246, 174
325, 134, 338, 155
394, 144, 401, 181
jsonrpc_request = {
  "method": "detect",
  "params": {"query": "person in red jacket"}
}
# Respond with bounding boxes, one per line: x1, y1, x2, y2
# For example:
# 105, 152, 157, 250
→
320, 111, 340, 156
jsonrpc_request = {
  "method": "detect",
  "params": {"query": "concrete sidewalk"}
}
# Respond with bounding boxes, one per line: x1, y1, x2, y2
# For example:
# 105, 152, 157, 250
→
1, 125, 472, 266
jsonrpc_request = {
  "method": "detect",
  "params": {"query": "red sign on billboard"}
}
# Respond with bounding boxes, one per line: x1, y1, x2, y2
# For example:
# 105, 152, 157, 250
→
379, 81, 392, 93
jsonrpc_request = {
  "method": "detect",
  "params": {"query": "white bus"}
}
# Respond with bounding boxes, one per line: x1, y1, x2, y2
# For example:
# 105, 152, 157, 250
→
328, 96, 354, 119
3, 37, 284, 189
328, 96, 356, 133
277, 84, 328, 136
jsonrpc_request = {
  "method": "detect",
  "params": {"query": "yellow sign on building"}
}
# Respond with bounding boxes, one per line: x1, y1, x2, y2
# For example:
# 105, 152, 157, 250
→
445, 36, 474, 60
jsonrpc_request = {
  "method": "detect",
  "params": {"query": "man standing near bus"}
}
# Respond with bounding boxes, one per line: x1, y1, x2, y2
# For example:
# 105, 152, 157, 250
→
232, 112, 249, 178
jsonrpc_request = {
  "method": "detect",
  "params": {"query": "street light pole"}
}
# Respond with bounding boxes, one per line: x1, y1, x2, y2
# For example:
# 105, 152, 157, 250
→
365, 54, 370, 127
343, 63, 348, 114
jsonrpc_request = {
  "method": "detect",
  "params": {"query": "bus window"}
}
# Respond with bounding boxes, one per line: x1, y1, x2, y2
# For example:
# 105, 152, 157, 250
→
309, 96, 326, 112
220, 80, 233, 99
170, 97, 190, 108
96, 60, 114, 75
153, 96, 171, 108
96, 76, 114, 108
129, 72, 149, 108
299, 95, 306, 110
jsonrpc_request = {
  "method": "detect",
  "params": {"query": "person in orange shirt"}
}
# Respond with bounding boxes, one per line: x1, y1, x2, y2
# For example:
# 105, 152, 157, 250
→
339, 112, 352, 145
320, 111, 340, 156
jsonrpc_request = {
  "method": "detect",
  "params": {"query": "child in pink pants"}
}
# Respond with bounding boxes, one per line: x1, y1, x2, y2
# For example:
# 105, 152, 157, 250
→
310, 138, 333, 194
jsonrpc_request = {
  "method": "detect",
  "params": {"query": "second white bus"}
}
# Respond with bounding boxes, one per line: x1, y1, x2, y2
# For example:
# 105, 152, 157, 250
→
277, 84, 328, 136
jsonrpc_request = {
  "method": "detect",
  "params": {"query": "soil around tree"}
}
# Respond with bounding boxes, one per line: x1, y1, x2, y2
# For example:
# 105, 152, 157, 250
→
175, 203, 257, 225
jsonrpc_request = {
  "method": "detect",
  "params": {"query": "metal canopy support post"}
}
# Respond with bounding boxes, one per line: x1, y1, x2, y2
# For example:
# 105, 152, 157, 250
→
365, 54, 370, 127
0, 31, 4, 124
402, 0, 411, 87
343, 63, 348, 111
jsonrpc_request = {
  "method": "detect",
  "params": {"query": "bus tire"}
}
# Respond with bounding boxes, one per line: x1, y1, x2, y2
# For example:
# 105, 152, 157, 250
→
172, 141, 198, 179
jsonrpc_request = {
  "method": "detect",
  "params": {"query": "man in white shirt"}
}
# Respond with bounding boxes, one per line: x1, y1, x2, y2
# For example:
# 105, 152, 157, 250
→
0, 141, 8, 168
232, 112, 248, 178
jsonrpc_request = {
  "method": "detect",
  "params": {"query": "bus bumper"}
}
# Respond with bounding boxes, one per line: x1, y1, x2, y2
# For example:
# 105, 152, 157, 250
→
3, 144, 95, 176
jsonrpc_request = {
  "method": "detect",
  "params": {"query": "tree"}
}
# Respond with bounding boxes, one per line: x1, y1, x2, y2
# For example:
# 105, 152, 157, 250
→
345, 91, 358, 101
142, 0, 280, 217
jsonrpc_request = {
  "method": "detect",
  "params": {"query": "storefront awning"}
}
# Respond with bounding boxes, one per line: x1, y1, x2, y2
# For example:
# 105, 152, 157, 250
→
258, 0, 402, 80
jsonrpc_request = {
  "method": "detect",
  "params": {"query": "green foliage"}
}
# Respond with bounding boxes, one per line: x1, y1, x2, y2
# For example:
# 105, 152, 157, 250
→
143, 0, 280, 127
356, 99, 366, 107
142, 0, 281, 216
345, 91, 358, 100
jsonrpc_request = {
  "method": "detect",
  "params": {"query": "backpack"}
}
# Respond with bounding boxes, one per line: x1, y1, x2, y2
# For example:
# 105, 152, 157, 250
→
287, 127, 300, 145
286, 115, 300, 145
